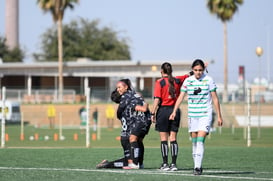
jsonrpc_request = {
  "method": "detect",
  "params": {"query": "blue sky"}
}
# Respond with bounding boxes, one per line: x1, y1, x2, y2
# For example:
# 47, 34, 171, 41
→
0, 0, 272, 84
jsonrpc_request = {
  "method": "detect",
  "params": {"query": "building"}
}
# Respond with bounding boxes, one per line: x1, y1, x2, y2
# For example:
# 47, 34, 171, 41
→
0, 60, 192, 103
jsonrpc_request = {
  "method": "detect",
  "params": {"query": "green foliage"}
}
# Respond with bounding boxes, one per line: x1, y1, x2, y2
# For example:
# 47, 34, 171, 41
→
0, 36, 24, 62
207, 0, 243, 22
34, 18, 131, 62
37, 0, 79, 22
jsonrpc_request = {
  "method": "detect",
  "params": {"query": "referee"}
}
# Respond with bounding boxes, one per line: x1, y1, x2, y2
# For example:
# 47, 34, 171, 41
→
150, 62, 190, 171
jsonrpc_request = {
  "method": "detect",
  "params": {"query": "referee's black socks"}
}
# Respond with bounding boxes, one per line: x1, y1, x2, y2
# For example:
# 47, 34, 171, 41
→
161, 141, 169, 164
170, 140, 178, 165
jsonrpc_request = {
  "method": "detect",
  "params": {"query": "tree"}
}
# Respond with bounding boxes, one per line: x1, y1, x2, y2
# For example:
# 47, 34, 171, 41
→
37, 0, 79, 102
0, 36, 24, 62
207, 0, 243, 102
34, 18, 131, 61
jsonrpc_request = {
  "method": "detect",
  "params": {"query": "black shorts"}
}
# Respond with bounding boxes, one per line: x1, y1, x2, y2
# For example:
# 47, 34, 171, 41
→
130, 122, 151, 138
155, 106, 180, 132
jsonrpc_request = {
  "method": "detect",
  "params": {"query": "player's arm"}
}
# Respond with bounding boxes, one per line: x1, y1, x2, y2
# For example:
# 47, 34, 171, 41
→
135, 103, 148, 112
150, 98, 160, 123
211, 91, 223, 127
169, 91, 185, 120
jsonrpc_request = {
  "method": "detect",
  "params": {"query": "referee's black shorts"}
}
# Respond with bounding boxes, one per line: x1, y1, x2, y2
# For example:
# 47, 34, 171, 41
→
155, 106, 180, 133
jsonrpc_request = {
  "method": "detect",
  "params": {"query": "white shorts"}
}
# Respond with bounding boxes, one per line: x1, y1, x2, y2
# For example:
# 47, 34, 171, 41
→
188, 116, 212, 133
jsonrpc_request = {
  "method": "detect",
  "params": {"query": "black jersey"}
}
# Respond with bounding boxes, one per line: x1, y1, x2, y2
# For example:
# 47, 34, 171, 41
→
117, 90, 151, 137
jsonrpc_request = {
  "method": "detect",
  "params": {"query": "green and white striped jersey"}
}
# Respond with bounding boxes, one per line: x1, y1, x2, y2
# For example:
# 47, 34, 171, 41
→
181, 74, 217, 118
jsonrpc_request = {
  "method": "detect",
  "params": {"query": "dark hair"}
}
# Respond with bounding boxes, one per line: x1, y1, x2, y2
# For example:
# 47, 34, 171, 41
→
191, 59, 205, 69
119, 78, 132, 91
161, 62, 175, 98
111, 88, 121, 103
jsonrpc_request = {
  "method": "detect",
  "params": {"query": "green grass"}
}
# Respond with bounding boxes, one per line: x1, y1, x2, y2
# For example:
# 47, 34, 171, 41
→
0, 125, 273, 180
3, 125, 273, 148
0, 147, 272, 181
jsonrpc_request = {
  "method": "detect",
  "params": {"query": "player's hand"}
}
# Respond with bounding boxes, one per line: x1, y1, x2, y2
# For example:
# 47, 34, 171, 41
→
143, 103, 148, 111
169, 112, 175, 120
218, 117, 223, 126
151, 115, 156, 123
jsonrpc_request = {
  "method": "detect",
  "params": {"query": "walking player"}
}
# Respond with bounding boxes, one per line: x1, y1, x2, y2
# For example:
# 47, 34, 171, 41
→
170, 59, 223, 175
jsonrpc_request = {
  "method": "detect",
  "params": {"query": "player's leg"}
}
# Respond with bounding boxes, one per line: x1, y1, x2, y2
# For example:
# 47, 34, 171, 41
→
156, 106, 171, 170
194, 116, 211, 175
195, 133, 206, 168
129, 134, 140, 166
193, 131, 206, 175
169, 131, 178, 171
123, 134, 140, 169
96, 137, 130, 169
169, 108, 180, 171
138, 139, 144, 168
188, 117, 202, 175
96, 157, 127, 169
121, 136, 130, 166
190, 132, 198, 168
159, 132, 170, 170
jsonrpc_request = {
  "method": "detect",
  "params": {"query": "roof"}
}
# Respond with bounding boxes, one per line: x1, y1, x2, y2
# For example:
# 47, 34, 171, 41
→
0, 60, 192, 77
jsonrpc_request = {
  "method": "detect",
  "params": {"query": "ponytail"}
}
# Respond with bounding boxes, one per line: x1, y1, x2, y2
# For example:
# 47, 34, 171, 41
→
161, 62, 175, 98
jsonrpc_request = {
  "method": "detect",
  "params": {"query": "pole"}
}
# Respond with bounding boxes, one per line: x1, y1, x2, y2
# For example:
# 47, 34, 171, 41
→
152, 77, 155, 99
255, 46, 263, 139
223, 22, 228, 103
257, 56, 261, 139
151, 65, 157, 99
59, 112, 62, 140
243, 102, 247, 139
97, 109, 101, 140
20, 112, 24, 141
266, 26, 270, 84
1, 87, 6, 148
247, 88, 251, 147
86, 87, 90, 148
231, 104, 235, 134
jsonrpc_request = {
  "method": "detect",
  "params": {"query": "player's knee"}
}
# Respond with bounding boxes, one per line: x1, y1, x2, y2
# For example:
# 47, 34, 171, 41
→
129, 135, 138, 142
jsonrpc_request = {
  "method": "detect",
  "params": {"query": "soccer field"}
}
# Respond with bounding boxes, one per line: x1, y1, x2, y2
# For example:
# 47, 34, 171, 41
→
0, 125, 272, 180
0, 147, 273, 181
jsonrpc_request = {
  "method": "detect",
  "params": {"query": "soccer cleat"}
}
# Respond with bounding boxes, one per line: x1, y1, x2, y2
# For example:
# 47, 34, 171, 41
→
169, 163, 178, 171
122, 163, 139, 169
193, 167, 203, 175
139, 164, 144, 169
159, 163, 170, 171
96, 159, 109, 169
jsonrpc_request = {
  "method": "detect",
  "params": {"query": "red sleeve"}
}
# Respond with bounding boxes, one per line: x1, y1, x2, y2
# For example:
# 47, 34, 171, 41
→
176, 74, 189, 85
154, 79, 162, 98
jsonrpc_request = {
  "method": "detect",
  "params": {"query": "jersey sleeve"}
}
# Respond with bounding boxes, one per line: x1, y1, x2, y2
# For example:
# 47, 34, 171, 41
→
176, 74, 189, 83
181, 77, 189, 92
153, 79, 162, 99
208, 76, 217, 92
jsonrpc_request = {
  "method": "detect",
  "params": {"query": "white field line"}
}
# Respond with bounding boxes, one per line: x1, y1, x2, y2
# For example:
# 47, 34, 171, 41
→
0, 167, 272, 180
